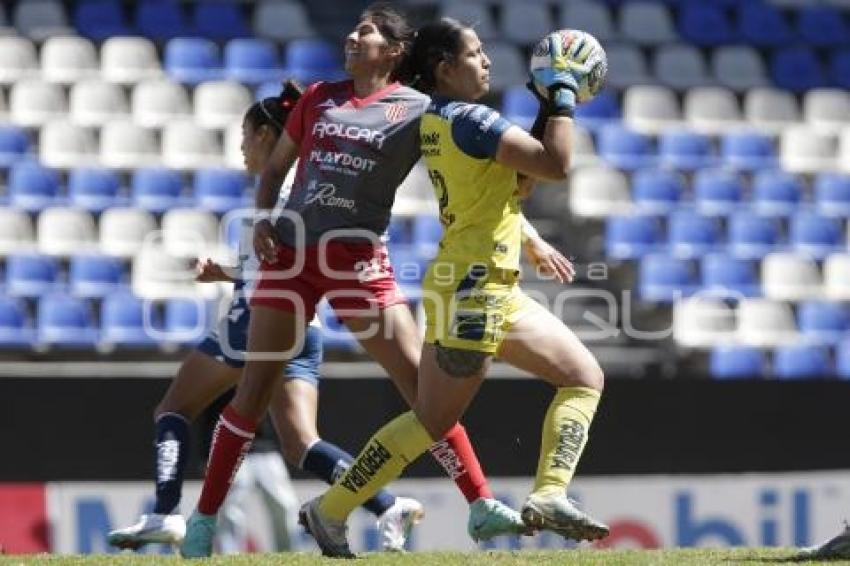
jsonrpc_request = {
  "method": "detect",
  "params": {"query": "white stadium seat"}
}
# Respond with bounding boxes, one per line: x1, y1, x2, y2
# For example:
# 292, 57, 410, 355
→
571, 124, 599, 168
824, 253, 850, 300
132, 243, 204, 300
40, 35, 98, 84
762, 252, 823, 301
161, 121, 223, 170
0, 36, 37, 84
39, 121, 99, 169
672, 297, 736, 348
132, 79, 191, 128
780, 126, 836, 174
804, 89, 850, 134
100, 120, 160, 169
624, 85, 682, 134
37, 207, 97, 256
224, 123, 244, 170
9, 79, 66, 127
99, 207, 157, 258
69, 79, 129, 126
744, 87, 800, 134
100, 37, 163, 85
161, 208, 220, 258
736, 298, 799, 347
194, 81, 253, 129
684, 87, 744, 135
569, 166, 631, 218
0, 208, 35, 256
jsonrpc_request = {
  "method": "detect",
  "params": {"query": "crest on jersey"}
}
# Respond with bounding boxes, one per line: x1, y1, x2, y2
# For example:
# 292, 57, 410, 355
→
385, 102, 408, 123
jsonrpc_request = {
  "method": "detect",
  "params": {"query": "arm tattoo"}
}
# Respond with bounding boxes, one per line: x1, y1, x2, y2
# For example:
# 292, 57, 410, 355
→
435, 343, 490, 378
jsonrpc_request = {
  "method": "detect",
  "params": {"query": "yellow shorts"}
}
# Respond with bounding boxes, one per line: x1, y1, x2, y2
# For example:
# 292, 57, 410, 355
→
422, 261, 543, 354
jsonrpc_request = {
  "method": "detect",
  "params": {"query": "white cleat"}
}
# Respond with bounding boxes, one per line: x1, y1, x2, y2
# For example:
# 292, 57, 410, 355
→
798, 522, 850, 560
298, 497, 355, 558
376, 497, 424, 552
107, 513, 186, 550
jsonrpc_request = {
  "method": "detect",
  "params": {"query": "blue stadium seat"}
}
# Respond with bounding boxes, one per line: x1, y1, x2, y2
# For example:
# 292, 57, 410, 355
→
668, 211, 721, 258
790, 213, 843, 259
701, 254, 759, 298
752, 170, 802, 216
830, 50, 850, 90
74, 0, 132, 41
797, 5, 848, 48
135, 0, 188, 41
8, 162, 59, 212
737, 2, 793, 47
132, 167, 185, 213
164, 298, 206, 344
632, 169, 683, 214
710, 346, 766, 379
225, 38, 281, 84
836, 339, 850, 379
37, 294, 98, 347
721, 132, 776, 171
68, 167, 122, 212
317, 299, 358, 351
501, 86, 537, 131
192, 2, 249, 41
605, 215, 662, 260
283, 39, 344, 85
194, 168, 247, 213
413, 215, 443, 259
6, 254, 59, 297
798, 301, 848, 344
771, 48, 825, 93
0, 297, 34, 347
597, 124, 655, 170
638, 254, 696, 303
574, 90, 620, 132
164, 37, 223, 84
815, 174, 850, 217
101, 291, 156, 346
69, 255, 124, 298
693, 169, 743, 215
727, 213, 780, 259
0, 126, 30, 167
678, 4, 735, 46
659, 131, 715, 171
773, 345, 831, 379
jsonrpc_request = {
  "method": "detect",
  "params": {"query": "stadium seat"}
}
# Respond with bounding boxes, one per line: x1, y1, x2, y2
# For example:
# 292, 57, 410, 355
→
68, 168, 122, 213
668, 211, 721, 258
771, 48, 826, 93
224, 39, 281, 85
672, 297, 736, 348
163, 298, 208, 344
0, 36, 37, 84
40, 35, 98, 84
7, 254, 59, 297
710, 346, 766, 379
736, 298, 798, 347
161, 121, 223, 170
602, 45, 651, 90
132, 244, 201, 299
836, 339, 850, 379
638, 254, 696, 303
501, 3, 551, 46
69, 254, 124, 298
283, 38, 345, 84
9, 79, 66, 127
574, 90, 620, 132
684, 87, 743, 135
659, 131, 715, 171
830, 50, 850, 90
702, 254, 760, 299
837, 128, 850, 174
100, 120, 160, 169
571, 125, 599, 168
37, 207, 97, 256
0, 208, 35, 256
815, 174, 850, 216
194, 168, 248, 213
654, 45, 710, 90
797, 5, 848, 48
69, 79, 129, 126
501, 87, 537, 130
484, 43, 526, 94
773, 345, 831, 379
100, 291, 157, 347
721, 132, 777, 171
798, 301, 848, 344
253, 0, 317, 42
744, 88, 800, 133
194, 81, 253, 129
164, 37, 223, 85
100, 37, 162, 85
619, 1, 676, 45
623, 85, 681, 134
13, 0, 72, 41
132, 167, 185, 213
825, 253, 850, 300
37, 294, 98, 347
762, 253, 822, 301
752, 170, 803, 216
161, 208, 219, 258
0, 297, 33, 347
39, 121, 99, 169
412, 215, 443, 259
693, 170, 743, 216
192, 1, 249, 41
677, 3, 735, 46
224, 123, 244, 170
803, 89, 850, 134
738, 2, 793, 47
631, 169, 683, 214
597, 124, 655, 170
99, 207, 156, 258
73, 0, 132, 41
440, 2, 496, 40
559, 1, 614, 43
782, 125, 836, 173
569, 165, 631, 217
727, 213, 780, 260
135, 0, 188, 41
605, 215, 663, 260
712, 46, 768, 91
9, 162, 59, 212
790, 213, 843, 259
0, 126, 30, 166
131, 79, 191, 128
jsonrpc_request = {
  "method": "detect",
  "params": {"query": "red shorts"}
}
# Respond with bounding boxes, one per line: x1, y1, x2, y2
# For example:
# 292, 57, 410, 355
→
250, 242, 407, 320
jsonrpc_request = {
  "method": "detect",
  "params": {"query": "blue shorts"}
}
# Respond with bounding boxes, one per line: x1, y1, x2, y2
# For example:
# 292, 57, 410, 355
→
196, 303, 323, 387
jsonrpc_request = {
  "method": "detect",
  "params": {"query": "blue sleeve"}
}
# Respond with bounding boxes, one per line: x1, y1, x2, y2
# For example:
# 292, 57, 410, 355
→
449, 103, 512, 159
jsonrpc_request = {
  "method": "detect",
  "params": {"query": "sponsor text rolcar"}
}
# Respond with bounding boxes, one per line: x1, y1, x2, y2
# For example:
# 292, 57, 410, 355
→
340, 440, 393, 493
312, 121, 387, 149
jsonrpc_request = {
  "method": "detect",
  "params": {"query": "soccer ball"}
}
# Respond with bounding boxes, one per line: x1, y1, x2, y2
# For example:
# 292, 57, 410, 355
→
529, 29, 607, 104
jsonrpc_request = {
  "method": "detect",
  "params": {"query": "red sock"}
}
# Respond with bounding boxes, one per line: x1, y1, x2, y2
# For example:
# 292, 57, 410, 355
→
197, 405, 256, 515
428, 423, 493, 503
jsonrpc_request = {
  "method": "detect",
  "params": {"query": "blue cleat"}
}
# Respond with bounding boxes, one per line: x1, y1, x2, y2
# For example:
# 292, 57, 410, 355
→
179, 510, 217, 558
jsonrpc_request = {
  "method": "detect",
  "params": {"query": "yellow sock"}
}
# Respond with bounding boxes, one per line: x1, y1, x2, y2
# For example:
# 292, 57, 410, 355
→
533, 386, 600, 496
319, 411, 433, 520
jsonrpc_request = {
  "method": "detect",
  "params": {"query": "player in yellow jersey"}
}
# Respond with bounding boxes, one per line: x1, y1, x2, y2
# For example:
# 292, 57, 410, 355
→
299, 19, 608, 556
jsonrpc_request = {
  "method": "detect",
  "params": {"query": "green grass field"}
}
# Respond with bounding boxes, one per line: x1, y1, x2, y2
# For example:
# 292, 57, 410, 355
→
1, 549, 847, 566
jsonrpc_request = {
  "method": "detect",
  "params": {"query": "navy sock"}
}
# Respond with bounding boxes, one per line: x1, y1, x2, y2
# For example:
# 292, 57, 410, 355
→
153, 413, 190, 515
302, 439, 396, 517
